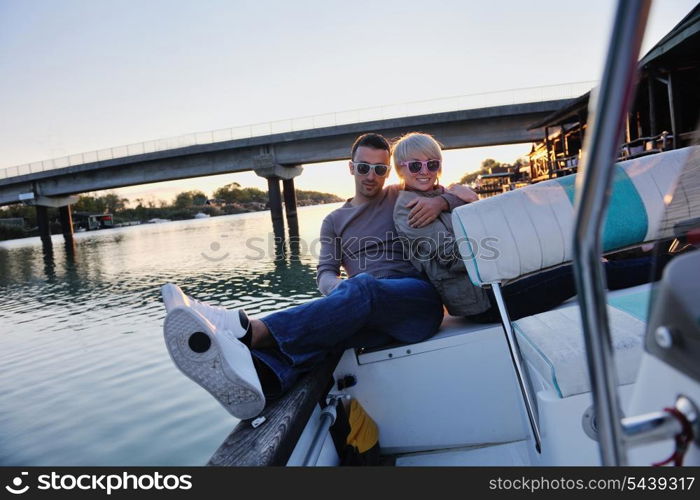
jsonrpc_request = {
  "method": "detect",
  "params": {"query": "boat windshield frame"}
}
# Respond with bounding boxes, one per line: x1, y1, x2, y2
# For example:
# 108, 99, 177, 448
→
571, 0, 652, 466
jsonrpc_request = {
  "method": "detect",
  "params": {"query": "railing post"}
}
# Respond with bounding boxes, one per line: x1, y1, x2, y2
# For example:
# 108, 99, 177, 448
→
667, 72, 677, 149
491, 282, 542, 453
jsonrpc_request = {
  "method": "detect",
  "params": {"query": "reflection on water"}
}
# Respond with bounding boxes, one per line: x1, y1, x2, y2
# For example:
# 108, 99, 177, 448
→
0, 203, 340, 465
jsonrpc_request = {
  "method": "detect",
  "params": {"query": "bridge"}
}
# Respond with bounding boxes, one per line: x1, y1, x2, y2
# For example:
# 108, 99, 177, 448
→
0, 82, 592, 247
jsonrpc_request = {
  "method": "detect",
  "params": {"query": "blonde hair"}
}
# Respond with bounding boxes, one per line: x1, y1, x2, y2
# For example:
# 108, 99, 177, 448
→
392, 132, 443, 185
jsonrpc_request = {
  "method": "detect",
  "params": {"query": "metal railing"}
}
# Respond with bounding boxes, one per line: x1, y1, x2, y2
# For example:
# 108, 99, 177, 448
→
0, 81, 595, 180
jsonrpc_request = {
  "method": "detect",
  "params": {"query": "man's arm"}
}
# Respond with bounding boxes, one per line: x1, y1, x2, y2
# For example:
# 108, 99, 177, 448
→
395, 192, 459, 265
407, 196, 447, 228
446, 184, 479, 203
440, 190, 472, 211
407, 188, 470, 228
316, 215, 343, 296
406, 181, 479, 228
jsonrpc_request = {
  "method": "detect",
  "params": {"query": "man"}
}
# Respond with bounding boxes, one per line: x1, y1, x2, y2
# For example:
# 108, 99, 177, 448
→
161, 133, 466, 419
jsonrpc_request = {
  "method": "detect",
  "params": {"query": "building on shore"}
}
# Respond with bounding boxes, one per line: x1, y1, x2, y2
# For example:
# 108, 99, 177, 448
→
525, 5, 699, 184
474, 169, 519, 198
472, 158, 532, 199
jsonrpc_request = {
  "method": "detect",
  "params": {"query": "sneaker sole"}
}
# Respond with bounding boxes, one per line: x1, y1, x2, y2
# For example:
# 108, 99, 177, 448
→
163, 308, 264, 419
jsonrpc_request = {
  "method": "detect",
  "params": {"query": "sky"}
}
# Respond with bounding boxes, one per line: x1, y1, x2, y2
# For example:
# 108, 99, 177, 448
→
0, 0, 697, 202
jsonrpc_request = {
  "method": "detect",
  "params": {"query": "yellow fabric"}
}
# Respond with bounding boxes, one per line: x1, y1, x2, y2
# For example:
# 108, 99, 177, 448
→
346, 399, 379, 453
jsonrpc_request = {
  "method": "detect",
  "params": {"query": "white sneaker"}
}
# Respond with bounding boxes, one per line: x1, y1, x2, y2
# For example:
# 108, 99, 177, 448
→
163, 306, 265, 419
161, 283, 250, 337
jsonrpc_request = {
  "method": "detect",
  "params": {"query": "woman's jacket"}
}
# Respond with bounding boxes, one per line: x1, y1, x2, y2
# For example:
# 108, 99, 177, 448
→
393, 189, 491, 316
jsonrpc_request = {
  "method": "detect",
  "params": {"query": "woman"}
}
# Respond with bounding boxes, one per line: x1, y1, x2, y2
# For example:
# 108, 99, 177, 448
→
392, 132, 492, 318
392, 132, 654, 322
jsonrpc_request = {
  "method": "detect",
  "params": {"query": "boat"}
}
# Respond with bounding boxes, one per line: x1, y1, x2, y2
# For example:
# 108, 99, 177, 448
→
194, 212, 210, 219
208, 1, 700, 466
72, 212, 114, 231
147, 218, 171, 224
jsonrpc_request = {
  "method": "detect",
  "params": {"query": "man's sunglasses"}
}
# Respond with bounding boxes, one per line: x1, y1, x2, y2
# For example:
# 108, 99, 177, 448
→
400, 159, 442, 173
352, 162, 390, 177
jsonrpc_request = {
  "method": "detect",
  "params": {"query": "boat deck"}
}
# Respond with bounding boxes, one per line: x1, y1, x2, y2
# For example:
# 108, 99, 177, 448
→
393, 440, 531, 466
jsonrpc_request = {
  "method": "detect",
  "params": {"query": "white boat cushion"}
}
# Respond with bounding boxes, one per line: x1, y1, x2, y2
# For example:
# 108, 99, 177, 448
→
513, 288, 650, 398
453, 146, 696, 286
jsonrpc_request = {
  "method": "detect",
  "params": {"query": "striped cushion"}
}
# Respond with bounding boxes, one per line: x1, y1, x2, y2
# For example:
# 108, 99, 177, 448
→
453, 146, 697, 286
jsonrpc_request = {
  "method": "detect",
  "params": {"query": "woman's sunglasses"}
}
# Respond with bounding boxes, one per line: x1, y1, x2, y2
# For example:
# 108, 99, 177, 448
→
352, 162, 390, 177
400, 159, 441, 173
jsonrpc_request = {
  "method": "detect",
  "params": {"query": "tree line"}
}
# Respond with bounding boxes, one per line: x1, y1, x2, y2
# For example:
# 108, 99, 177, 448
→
1, 157, 526, 241
0, 182, 343, 240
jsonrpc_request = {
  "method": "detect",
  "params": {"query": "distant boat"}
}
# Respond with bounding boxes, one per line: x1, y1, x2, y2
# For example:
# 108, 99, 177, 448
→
147, 218, 171, 224
194, 212, 210, 219
73, 212, 114, 231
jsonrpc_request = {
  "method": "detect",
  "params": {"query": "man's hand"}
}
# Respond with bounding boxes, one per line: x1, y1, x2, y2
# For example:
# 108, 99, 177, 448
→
406, 196, 448, 228
447, 183, 479, 203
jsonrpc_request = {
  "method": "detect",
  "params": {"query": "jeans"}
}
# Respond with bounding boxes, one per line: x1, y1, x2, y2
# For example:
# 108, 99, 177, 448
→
468, 256, 655, 323
252, 273, 444, 397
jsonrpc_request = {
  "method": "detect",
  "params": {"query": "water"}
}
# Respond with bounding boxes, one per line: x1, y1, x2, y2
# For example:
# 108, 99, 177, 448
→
0, 204, 340, 465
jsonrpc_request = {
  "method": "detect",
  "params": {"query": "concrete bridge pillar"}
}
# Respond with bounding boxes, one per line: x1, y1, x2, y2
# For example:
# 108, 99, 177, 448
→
36, 205, 52, 247
266, 177, 285, 245
282, 178, 300, 254
253, 154, 303, 246
282, 179, 299, 237
27, 194, 79, 249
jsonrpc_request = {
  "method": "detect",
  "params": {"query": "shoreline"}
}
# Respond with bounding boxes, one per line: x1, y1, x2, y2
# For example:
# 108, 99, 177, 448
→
0, 202, 344, 247
0, 200, 344, 243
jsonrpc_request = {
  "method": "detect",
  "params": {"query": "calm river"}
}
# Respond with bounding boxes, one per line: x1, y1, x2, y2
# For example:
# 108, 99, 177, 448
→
0, 203, 341, 465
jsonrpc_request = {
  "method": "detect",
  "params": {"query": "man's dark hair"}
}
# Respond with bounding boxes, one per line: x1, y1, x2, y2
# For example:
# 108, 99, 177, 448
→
350, 133, 390, 161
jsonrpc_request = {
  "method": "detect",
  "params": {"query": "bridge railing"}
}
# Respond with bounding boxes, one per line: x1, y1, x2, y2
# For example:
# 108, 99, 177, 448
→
1, 81, 595, 180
